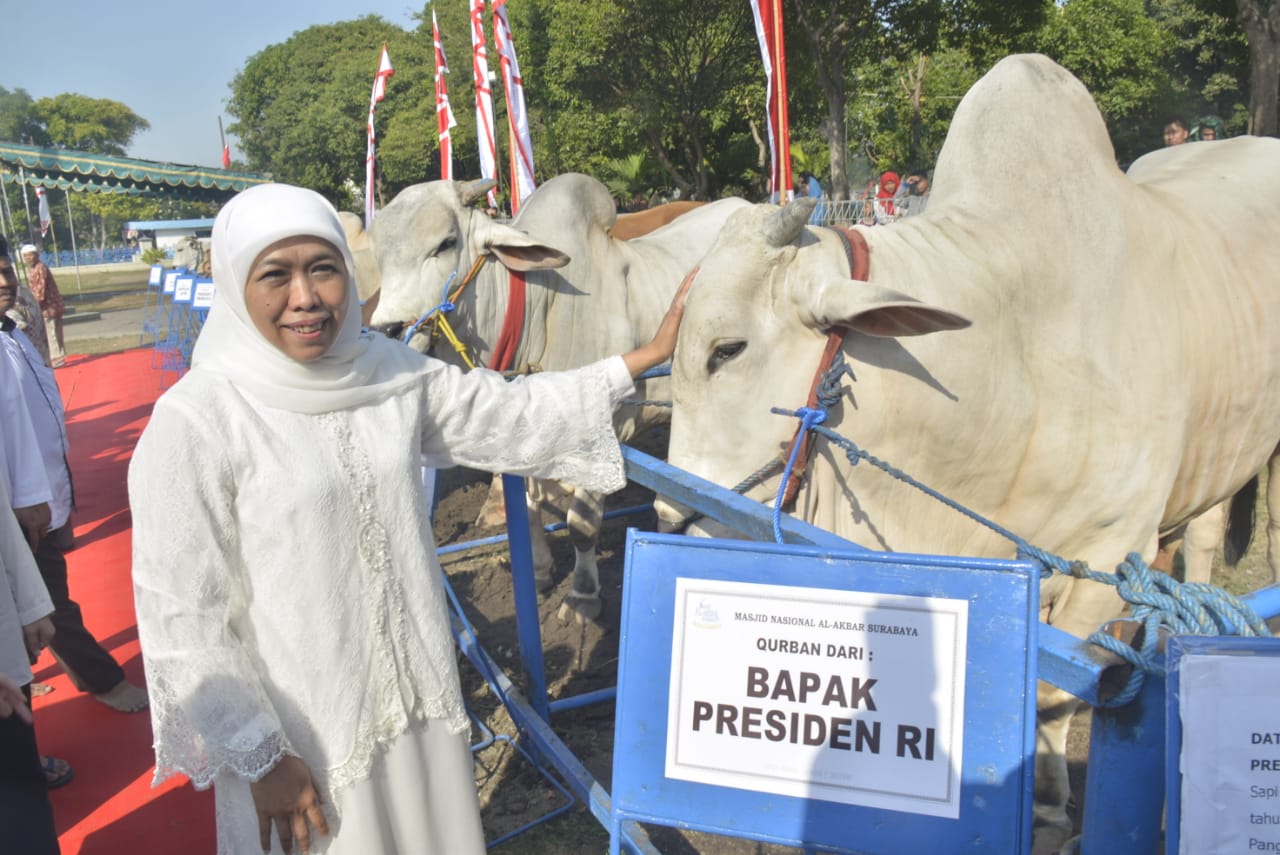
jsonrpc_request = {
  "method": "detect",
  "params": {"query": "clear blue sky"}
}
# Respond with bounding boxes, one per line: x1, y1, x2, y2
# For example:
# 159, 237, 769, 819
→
5, 0, 423, 168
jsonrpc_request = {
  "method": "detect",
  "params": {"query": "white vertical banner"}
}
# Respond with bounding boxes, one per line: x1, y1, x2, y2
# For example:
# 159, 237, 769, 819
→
492, 0, 536, 213
470, 0, 499, 208
364, 44, 394, 229
36, 186, 52, 237
432, 11, 458, 181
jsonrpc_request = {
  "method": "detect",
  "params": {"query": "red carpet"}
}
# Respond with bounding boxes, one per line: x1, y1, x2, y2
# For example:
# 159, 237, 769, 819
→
33, 348, 214, 855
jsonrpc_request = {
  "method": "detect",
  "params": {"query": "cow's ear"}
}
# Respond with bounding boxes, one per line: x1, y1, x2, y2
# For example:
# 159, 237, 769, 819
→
799, 279, 971, 338
480, 221, 571, 271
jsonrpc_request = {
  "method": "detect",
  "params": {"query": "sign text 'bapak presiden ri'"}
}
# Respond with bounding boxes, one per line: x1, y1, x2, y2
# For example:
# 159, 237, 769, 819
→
665, 578, 969, 819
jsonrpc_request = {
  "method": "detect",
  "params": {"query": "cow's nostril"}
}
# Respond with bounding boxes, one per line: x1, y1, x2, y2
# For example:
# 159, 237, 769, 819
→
370, 322, 404, 340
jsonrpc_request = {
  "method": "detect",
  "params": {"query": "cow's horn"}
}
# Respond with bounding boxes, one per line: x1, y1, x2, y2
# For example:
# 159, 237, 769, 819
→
763, 198, 818, 247
461, 178, 498, 206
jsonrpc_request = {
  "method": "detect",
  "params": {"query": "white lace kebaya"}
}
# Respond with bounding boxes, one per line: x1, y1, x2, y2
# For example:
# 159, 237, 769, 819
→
128, 184, 634, 853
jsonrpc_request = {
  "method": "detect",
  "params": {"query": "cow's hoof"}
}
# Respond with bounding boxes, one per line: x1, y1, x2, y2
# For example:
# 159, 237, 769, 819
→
1030, 826, 1074, 855
557, 592, 602, 624
535, 568, 556, 595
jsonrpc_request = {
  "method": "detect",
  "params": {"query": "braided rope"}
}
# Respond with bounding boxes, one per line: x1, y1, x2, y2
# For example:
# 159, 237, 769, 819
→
770, 406, 1271, 707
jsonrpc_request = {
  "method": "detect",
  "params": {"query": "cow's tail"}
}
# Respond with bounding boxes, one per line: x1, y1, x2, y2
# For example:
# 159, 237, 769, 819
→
1223, 475, 1259, 566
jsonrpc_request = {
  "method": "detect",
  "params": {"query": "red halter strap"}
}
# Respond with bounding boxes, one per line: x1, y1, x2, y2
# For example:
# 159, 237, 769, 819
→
779, 225, 870, 509
488, 269, 527, 372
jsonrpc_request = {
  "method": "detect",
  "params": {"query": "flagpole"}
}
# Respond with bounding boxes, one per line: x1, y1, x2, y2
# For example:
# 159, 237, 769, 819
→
470, 0, 500, 209
64, 192, 82, 293
218, 116, 231, 170
45, 193, 59, 259
770, 0, 792, 201
365, 45, 394, 229
17, 166, 36, 245
0, 176, 15, 251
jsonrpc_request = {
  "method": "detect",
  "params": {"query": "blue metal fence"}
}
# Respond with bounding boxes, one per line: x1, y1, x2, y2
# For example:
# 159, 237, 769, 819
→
443, 447, 1280, 854
43, 247, 137, 267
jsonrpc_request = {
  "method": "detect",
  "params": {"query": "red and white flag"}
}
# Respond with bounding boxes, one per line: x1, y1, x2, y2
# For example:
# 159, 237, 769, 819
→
493, 0, 536, 213
433, 11, 459, 181
365, 44, 394, 228
219, 116, 232, 169
749, 0, 793, 203
36, 187, 52, 237
470, 0, 499, 208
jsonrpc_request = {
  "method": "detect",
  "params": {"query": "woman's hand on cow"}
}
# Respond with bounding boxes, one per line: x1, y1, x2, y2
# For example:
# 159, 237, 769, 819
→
623, 267, 698, 379
250, 754, 330, 854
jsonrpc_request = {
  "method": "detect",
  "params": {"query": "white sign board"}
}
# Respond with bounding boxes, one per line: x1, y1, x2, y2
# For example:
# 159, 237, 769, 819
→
1177, 650, 1280, 854
192, 280, 217, 309
665, 577, 968, 818
163, 271, 179, 294
174, 276, 195, 303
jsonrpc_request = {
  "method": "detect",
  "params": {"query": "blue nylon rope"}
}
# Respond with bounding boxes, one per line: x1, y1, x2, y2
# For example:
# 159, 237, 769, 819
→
770, 404, 1271, 707
401, 271, 458, 345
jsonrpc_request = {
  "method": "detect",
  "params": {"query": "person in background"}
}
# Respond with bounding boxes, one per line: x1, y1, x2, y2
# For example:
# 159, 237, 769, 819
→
871, 171, 900, 225
0, 237, 50, 366
129, 183, 691, 854
19, 245, 64, 369
899, 168, 932, 218
1191, 115, 1226, 141
1163, 118, 1189, 146
0, 331, 62, 855
800, 172, 827, 225
1, 244, 149, 718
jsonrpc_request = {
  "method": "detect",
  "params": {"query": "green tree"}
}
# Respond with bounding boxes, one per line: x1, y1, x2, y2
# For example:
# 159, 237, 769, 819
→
1034, 0, 1177, 162
34, 93, 149, 155
786, 0, 1050, 200
0, 87, 49, 146
1234, 0, 1280, 134
1149, 0, 1248, 135
227, 14, 439, 209
528, 0, 761, 199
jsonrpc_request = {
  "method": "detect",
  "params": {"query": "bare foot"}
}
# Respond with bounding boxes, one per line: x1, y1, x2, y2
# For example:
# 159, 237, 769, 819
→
94, 680, 149, 713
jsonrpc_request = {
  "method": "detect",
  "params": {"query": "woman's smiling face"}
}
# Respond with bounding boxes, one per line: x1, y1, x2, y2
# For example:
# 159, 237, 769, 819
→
244, 236, 349, 362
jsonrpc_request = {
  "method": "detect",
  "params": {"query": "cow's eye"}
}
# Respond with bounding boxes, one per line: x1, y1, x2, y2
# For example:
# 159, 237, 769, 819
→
435, 236, 457, 256
707, 340, 746, 372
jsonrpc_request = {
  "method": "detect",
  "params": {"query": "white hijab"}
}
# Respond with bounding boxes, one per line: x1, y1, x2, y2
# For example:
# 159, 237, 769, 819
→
191, 183, 423, 413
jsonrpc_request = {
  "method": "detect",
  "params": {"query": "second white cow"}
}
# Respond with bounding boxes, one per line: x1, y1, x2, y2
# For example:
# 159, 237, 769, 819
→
369, 173, 748, 619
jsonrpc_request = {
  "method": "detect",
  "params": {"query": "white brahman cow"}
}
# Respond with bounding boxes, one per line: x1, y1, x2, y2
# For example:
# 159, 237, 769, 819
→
655, 54, 1280, 851
369, 173, 748, 620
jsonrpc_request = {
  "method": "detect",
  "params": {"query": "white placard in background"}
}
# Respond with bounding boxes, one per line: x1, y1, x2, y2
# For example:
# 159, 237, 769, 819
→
192, 280, 216, 309
163, 271, 179, 294
1179, 652, 1280, 854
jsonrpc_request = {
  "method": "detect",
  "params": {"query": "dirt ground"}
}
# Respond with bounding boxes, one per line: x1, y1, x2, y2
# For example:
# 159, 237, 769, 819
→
436, 434, 1277, 854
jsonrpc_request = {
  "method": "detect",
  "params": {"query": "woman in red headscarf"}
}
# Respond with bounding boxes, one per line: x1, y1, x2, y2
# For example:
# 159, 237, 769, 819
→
872, 171, 900, 224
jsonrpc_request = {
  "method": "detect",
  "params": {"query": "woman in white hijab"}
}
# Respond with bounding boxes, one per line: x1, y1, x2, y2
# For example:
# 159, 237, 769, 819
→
128, 183, 687, 854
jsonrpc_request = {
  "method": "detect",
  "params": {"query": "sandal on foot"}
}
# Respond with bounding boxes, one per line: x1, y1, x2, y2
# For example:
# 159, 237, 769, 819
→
41, 755, 74, 789
30, 682, 53, 697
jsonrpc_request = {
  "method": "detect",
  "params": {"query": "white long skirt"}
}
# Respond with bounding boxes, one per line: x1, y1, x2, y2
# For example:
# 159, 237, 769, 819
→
213, 719, 485, 855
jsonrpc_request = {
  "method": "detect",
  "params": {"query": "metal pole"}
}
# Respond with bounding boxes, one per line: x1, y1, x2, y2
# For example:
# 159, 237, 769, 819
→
17, 166, 35, 245
64, 192, 82, 293
0, 176, 14, 249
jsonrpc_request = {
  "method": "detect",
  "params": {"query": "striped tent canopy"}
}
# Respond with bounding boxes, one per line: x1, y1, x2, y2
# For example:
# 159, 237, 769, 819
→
0, 141, 271, 200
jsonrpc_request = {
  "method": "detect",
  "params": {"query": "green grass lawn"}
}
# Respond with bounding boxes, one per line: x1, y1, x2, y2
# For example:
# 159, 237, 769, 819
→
51, 263, 151, 315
